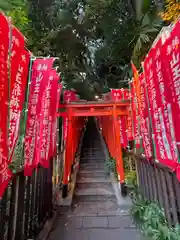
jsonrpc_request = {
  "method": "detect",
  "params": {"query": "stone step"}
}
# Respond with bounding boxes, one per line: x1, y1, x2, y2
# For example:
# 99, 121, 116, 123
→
81, 149, 103, 152
80, 156, 104, 160
70, 201, 131, 217
82, 152, 103, 154
80, 160, 105, 165
78, 170, 107, 178
80, 162, 104, 166
73, 195, 116, 203
75, 186, 115, 197
81, 152, 104, 155
79, 167, 105, 171
76, 182, 112, 190
80, 159, 105, 163
77, 176, 110, 183
80, 156, 104, 159
81, 145, 101, 148
81, 149, 102, 151
81, 154, 105, 160
80, 163, 105, 170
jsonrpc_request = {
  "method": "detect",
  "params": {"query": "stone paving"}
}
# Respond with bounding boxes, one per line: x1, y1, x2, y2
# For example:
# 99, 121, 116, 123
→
48, 199, 145, 240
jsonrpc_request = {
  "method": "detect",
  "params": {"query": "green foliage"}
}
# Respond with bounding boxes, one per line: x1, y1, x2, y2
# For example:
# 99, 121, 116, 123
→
131, 189, 180, 240
130, 0, 162, 68
7, 7, 29, 33
24, 0, 164, 97
104, 157, 118, 179
0, 0, 23, 10
27, 0, 98, 99
0, 0, 29, 34
125, 170, 137, 189
0, 0, 164, 98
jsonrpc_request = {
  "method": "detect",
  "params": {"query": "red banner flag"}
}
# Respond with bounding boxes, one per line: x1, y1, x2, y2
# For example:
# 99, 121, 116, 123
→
132, 62, 141, 110
24, 58, 54, 176
123, 89, 130, 100
127, 113, 133, 141
130, 81, 141, 148
38, 70, 60, 168
119, 116, 128, 148
9, 49, 30, 161
110, 89, 123, 100
154, 38, 178, 167
51, 82, 62, 157
63, 91, 71, 142
131, 63, 142, 149
63, 90, 77, 141
144, 45, 177, 168
38, 74, 52, 168
127, 86, 133, 141
0, 13, 12, 198
161, 21, 180, 145
10, 27, 25, 96
139, 73, 152, 159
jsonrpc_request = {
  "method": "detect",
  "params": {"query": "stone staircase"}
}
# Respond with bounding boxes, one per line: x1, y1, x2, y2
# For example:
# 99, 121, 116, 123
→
74, 147, 117, 206
48, 118, 145, 240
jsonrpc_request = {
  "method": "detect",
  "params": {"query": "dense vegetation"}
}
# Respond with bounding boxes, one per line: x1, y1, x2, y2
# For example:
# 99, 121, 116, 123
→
160, 0, 180, 23
0, 0, 179, 99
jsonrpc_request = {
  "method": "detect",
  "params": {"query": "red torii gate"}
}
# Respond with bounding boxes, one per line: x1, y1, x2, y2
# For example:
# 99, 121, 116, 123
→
57, 100, 130, 197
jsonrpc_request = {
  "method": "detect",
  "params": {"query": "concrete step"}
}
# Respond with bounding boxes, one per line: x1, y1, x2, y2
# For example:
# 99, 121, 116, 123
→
76, 182, 112, 190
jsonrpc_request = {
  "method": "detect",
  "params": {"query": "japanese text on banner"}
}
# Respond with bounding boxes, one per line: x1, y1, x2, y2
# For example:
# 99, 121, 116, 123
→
139, 73, 152, 159
155, 39, 178, 167
52, 81, 62, 157
119, 117, 128, 148
24, 58, 54, 176
38, 70, 59, 167
63, 90, 77, 141
0, 13, 12, 198
9, 50, 30, 161
144, 47, 174, 166
162, 21, 180, 145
